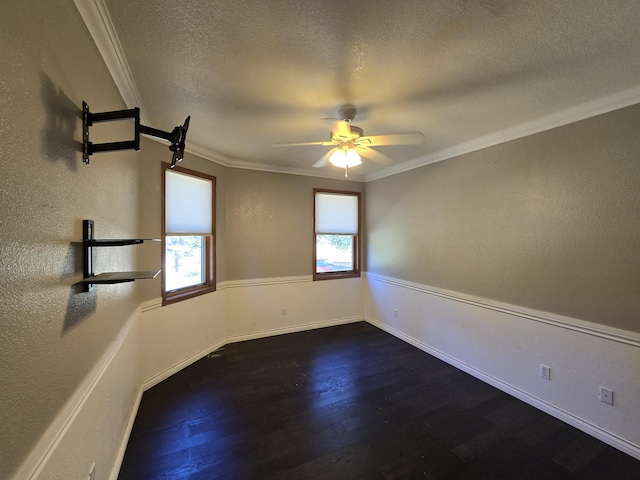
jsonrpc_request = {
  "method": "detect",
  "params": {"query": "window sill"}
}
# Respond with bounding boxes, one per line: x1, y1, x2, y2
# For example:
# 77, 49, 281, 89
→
313, 271, 361, 281
162, 284, 216, 305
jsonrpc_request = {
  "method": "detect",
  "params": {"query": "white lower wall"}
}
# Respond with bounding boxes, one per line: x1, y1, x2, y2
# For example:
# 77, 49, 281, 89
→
14, 307, 145, 480
20, 272, 639, 479
16, 276, 364, 480
225, 276, 364, 342
364, 272, 640, 460
140, 290, 228, 390
141, 275, 364, 386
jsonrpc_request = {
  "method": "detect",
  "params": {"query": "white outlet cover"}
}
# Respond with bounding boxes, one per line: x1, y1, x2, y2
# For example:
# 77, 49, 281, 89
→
540, 365, 551, 380
599, 386, 614, 405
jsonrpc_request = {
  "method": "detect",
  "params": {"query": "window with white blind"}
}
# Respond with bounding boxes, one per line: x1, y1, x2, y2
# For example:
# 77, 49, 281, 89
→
162, 163, 216, 304
313, 189, 361, 280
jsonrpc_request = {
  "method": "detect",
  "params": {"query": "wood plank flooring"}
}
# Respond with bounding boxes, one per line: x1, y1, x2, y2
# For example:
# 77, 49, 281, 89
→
118, 322, 639, 479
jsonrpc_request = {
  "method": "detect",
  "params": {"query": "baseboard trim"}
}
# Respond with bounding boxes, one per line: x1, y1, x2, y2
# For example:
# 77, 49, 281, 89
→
366, 316, 640, 461
107, 310, 362, 479
13, 306, 142, 480
108, 387, 143, 480
365, 272, 640, 347
142, 338, 228, 391
141, 315, 364, 392
227, 315, 364, 344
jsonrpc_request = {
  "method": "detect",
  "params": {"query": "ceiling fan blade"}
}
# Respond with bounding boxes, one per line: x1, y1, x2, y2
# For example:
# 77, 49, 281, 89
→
312, 148, 335, 168
334, 120, 352, 138
358, 146, 392, 165
360, 132, 424, 147
273, 141, 334, 147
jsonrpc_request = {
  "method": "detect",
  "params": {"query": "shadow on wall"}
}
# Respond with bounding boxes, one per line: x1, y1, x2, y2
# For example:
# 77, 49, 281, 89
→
62, 242, 96, 333
40, 72, 82, 170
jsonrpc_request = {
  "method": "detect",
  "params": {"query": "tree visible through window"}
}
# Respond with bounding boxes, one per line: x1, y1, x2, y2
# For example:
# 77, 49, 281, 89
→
314, 189, 361, 280
165, 235, 204, 291
162, 163, 216, 304
316, 235, 354, 273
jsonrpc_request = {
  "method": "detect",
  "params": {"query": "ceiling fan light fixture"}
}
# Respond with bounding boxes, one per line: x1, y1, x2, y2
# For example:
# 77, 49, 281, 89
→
329, 147, 362, 168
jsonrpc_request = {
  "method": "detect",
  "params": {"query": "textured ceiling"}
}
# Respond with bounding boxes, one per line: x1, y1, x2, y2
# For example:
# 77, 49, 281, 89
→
99, 0, 640, 180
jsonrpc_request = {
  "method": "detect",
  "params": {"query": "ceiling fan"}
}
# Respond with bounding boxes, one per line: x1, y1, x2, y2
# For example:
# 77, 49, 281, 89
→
274, 104, 424, 177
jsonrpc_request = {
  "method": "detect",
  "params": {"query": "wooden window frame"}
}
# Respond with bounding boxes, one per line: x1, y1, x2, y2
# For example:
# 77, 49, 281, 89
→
313, 188, 361, 281
162, 162, 216, 305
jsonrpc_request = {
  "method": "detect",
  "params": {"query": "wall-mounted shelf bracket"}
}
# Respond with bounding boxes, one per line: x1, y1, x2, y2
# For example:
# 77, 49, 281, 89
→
82, 101, 190, 168
81, 219, 160, 292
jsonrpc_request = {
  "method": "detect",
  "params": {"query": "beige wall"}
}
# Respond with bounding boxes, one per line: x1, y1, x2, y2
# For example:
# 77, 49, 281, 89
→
226, 169, 363, 280
0, 1, 144, 477
139, 149, 363, 289
366, 104, 640, 332
2, 1, 638, 477
137, 138, 229, 299
0, 11, 363, 467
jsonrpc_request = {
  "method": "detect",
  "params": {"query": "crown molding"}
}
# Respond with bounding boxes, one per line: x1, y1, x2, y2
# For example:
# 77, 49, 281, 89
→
73, 0, 149, 125
74, 0, 361, 182
365, 85, 640, 182
184, 142, 232, 167
73, 0, 362, 182
76, 1, 640, 184
225, 158, 365, 181
185, 142, 364, 180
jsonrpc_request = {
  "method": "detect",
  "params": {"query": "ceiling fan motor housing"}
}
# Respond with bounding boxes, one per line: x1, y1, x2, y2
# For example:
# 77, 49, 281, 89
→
338, 104, 357, 122
332, 125, 363, 143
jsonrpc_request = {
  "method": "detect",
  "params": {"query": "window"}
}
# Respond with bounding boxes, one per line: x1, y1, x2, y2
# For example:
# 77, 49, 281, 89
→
162, 163, 216, 304
313, 189, 361, 280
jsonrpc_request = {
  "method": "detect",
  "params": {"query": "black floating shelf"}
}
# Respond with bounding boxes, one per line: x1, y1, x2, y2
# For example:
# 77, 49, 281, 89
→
82, 219, 161, 292
85, 239, 160, 247
83, 271, 161, 285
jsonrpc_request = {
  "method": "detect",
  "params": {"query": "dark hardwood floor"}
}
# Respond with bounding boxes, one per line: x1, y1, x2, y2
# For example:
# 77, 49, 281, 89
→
118, 322, 639, 479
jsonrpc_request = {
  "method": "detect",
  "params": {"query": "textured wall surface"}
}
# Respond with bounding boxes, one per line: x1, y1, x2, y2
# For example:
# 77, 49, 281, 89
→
365, 105, 640, 332
226, 169, 363, 280
136, 137, 229, 300
3, 1, 639, 478
0, 1, 143, 477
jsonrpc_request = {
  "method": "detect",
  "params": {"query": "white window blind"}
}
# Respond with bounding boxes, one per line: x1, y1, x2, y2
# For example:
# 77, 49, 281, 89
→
315, 192, 358, 234
165, 170, 213, 235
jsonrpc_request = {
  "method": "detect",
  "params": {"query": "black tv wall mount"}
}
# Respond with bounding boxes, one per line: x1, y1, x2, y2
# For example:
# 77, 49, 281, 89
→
82, 101, 190, 168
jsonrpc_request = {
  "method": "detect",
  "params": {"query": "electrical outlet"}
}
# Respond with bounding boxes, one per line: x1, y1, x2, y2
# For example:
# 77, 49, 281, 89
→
393, 308, 398, 318
88, 462, 96, 480
540, 364, 551, 380
599, 386, 614, 405
281, 307, 287, 316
